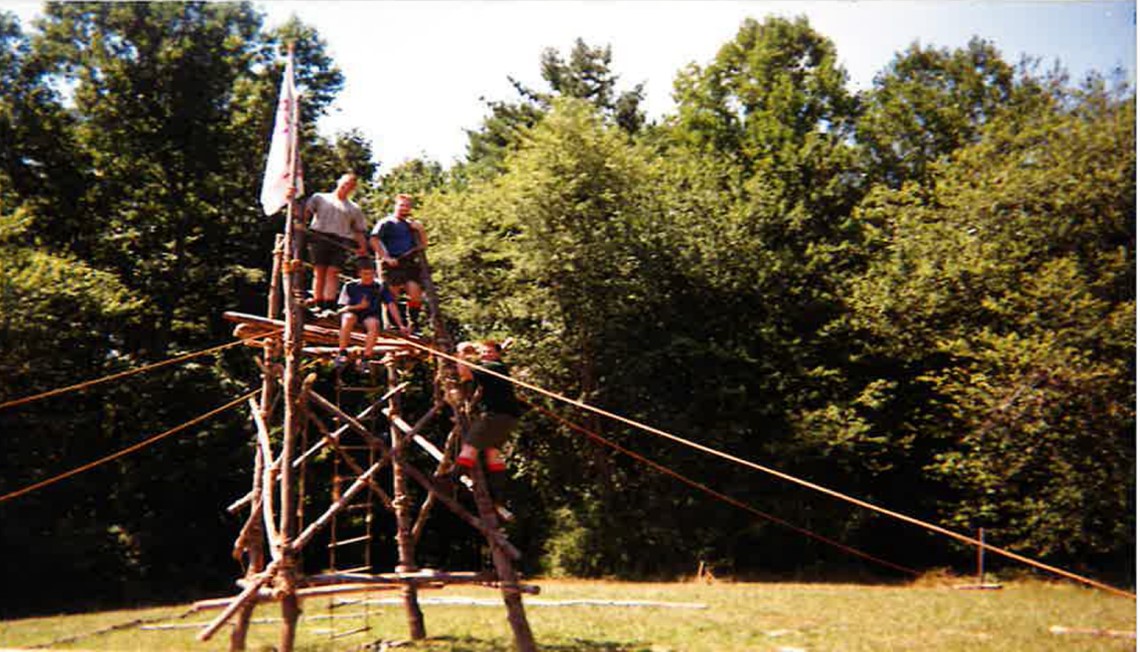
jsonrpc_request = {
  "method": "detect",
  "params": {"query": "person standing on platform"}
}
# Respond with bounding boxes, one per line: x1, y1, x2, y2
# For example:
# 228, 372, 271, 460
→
305, 173, 369, 318
454, 340, 523, 519
334, 260, 408, 371
370, 193, 427, 330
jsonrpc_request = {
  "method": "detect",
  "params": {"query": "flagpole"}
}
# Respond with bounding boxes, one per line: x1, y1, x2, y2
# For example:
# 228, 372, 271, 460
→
278, 41, 304, 652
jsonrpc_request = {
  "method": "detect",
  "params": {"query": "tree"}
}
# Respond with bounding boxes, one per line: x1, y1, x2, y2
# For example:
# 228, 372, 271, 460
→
845, 78, 1135, 565
32, 2, 344, 351
661, 14, 868, 472
856, 37, 1046, 190
0, 11, 89, 252
464, 38, 646, 176
0, 3, 353, 613
432, 98, 719, 574
0, 207, 143, 615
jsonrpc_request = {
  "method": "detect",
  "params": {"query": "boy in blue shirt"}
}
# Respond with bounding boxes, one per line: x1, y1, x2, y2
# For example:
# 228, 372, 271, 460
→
335, 260, 408, 370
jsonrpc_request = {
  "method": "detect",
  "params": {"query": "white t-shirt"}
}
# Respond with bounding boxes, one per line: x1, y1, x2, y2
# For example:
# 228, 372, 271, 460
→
306, 192, 366, 240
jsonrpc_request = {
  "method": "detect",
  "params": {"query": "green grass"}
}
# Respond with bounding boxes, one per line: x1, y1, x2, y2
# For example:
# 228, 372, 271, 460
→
0, 577, 1134, 651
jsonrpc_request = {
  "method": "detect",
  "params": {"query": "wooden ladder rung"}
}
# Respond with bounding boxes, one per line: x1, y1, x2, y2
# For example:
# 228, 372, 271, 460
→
328, 535, 371, 548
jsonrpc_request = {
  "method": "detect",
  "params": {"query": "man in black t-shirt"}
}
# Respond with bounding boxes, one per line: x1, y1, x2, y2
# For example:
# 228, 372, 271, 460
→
454, 340, 522, 515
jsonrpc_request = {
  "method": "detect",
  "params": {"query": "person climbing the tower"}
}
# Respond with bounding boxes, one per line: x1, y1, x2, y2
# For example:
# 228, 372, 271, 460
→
457, 341, 480, 362
453, 340, 524, 520
370, 193, 427, 331
334, 259, 408, 372
305, 173, 369, 319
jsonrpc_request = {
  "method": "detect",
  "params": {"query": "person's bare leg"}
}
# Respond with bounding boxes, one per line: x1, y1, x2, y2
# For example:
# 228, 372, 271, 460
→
338, 312, 358, 352
484, 447, 510, 517
363, 316, 380, 360
312, 265, 328, 303
407, 281, 423, 306
406, 281, 424, 328
323, 266, 341, 305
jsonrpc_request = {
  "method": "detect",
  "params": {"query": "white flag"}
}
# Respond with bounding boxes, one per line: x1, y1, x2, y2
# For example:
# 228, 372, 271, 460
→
260, 54, 303, 216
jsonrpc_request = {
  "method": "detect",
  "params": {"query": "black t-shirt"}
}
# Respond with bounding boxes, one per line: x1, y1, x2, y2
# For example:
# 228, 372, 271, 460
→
472, 360, 522, 417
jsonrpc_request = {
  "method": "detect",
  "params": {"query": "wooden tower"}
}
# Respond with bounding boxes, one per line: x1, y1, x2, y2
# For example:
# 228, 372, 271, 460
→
193, 208, 538, 650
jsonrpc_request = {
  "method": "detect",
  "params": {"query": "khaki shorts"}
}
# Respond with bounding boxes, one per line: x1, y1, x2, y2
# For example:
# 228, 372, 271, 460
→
465, 413, 518, 450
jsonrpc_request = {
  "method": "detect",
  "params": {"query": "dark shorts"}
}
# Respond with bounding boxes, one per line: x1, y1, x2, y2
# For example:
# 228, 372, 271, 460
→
308, 232, 356, 268
381, 258, 423, 287
465, 412, 518, 450
344, 309, 382, 324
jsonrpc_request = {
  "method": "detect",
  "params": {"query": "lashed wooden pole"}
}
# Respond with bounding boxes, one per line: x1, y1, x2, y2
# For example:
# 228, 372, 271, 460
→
276, 44, 305, 647
387, 361, 426, 639
231, 233, 285, 652
412, 423, 464, 543
454, 409, 536, 652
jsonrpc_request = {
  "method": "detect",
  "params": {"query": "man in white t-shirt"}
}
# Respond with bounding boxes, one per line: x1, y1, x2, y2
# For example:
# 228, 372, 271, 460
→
303, 173, 369, 316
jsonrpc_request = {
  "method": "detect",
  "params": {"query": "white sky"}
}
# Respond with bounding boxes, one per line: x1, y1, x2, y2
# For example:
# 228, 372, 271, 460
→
5, 1, 1136, 172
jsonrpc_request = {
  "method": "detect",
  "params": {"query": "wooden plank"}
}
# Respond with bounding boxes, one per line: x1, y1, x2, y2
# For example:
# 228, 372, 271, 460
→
304, 570, 494, 586
413, 425, 464, 543
385, 407, 446, 461
224, 311, 424, 351
249, 400, 282, 556
399, 461, 521, 560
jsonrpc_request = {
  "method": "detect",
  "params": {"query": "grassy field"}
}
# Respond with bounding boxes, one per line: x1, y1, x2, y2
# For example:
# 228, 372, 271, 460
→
0, 577, 1134, 651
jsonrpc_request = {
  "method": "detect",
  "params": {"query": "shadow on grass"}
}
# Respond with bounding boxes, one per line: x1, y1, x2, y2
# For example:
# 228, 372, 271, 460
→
337, 634, 641, 651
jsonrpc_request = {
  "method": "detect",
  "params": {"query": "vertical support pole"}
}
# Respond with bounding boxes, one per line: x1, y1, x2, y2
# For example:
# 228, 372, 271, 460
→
387, 361, 426, 639
277, 144, 305, 652
231, 234, 285, 652
470, 462, 537, 652
977, 527, 985, 585
416, 254, 452, 352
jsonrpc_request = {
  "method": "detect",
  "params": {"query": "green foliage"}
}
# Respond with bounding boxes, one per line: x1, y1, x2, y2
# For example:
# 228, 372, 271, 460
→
463, 38, 646, 177
855, 38, 1046, 190
671, 16, 856, 169
0, 207, 144, 615
846, 80, 1135, 562
0, 208, 139, 393
0, 2, 350, 616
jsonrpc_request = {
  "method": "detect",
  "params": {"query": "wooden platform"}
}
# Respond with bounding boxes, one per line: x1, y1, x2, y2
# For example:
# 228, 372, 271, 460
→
224, 311, 428, 359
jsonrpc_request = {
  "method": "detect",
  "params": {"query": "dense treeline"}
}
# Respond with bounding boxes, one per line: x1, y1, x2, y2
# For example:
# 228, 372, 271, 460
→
0, 4, 1132, 616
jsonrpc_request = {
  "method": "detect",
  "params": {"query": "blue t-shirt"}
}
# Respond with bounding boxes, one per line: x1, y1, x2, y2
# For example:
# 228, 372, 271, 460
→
338, 280, 394, 317
371, 215, 418, 258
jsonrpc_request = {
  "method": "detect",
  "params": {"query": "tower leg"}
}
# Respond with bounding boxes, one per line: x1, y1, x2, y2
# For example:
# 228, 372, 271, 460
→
279, 590, 300, 652
471, 463, 537, 652
388, 361, 427, 639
